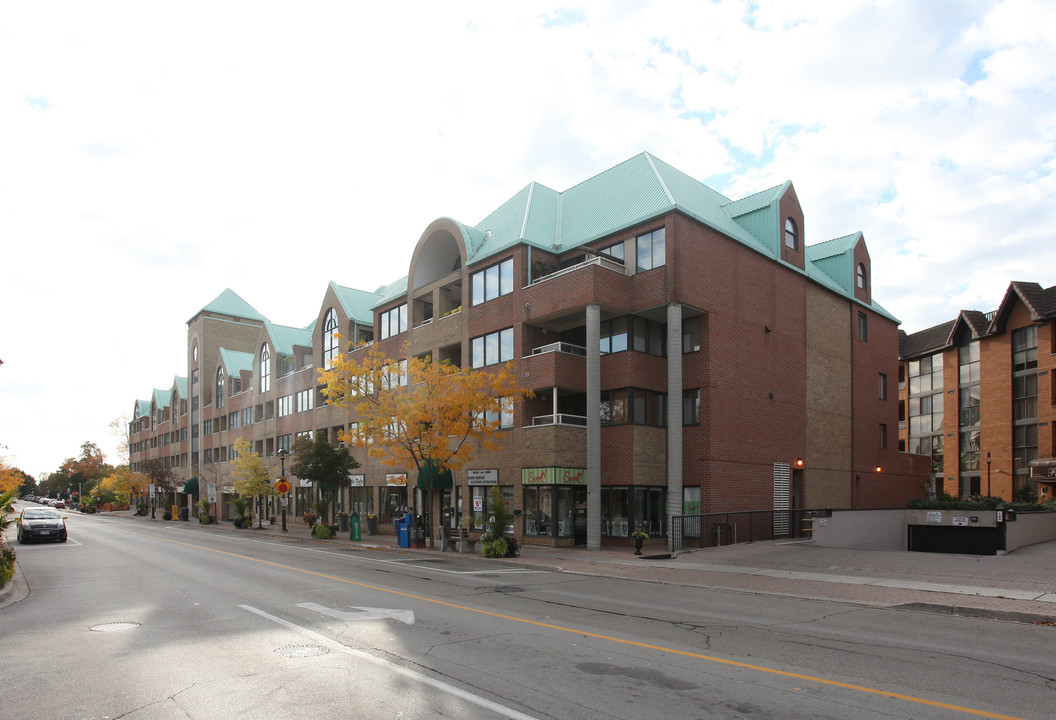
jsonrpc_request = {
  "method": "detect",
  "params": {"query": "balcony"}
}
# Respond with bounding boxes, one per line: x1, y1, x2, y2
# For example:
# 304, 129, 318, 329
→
529, 413, 588, 427
522, 343, 587, 390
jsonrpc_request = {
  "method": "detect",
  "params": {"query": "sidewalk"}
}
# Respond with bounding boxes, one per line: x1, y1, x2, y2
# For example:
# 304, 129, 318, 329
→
103, 510, 1056, 624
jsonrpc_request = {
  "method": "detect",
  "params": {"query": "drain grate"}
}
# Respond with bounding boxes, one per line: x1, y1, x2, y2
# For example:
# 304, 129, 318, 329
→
274, 644, 329, 658
90, 622, 142, 632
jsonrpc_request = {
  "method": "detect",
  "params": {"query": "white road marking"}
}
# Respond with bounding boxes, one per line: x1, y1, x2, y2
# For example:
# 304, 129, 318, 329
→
240, 604, 538, 720
299, 601, 415, 625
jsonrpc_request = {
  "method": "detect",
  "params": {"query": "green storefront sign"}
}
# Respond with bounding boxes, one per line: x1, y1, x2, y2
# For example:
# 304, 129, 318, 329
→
521, 467, 587, 485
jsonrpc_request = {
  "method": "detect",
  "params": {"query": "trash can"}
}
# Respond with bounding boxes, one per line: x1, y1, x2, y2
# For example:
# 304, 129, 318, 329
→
179, 507, 189, 521
396, 514, 411, 548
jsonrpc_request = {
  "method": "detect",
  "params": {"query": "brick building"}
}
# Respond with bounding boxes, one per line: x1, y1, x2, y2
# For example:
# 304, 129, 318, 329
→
130, 153, 927, 548
899, 281, 1056, 501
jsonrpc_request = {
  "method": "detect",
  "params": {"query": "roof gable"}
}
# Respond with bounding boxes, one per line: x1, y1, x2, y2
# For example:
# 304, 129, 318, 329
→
331, 282, 384, 324
189, 289, 266, 324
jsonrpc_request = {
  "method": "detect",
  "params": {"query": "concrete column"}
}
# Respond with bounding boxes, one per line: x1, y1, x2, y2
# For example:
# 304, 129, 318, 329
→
667, 303, 683, 553
586, 303, 601, 551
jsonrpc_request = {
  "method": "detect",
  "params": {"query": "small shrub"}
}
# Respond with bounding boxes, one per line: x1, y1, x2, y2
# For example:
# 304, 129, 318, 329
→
303, 512, 317, 526
481, 533, 508, 558
0, 544, 16, 588
136, 502, 149, 516
199, 515, 212, 525
312, 525, 332, 540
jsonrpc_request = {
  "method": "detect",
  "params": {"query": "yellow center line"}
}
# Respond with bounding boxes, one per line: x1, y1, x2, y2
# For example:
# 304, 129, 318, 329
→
141, 530, 1026, 720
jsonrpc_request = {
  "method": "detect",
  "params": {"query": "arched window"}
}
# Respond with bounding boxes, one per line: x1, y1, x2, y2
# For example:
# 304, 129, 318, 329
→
784, 218, 798, 250
323, 308, 339, 370
216, 367, 225, 409
260, 343, 271, 393
857, 262, 867, 290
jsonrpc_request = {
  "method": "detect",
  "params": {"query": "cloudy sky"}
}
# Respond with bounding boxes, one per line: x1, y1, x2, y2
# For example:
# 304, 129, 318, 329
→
2, 1, 1053, 478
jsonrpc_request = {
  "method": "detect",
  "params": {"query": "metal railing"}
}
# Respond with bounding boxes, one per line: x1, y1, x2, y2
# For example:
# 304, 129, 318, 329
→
529, 413, 589, 427
528, 341, 587, 357
670, 509, 826, 552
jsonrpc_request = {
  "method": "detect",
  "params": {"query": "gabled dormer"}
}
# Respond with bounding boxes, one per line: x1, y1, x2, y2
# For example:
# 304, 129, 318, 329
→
723, 180, 805, 270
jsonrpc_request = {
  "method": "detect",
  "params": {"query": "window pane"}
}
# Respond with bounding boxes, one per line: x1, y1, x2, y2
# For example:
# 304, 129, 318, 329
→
633, 318, 647, 352
610, 317, 628, 352
652, 228, 665, 267
485, 332, 499, 365
485, 265, 499, 301
500, 328, 514, 362
472, 337, 484, 368
472, 272, 484, 306
636, 234, 652, 271
499, 259, 513, 295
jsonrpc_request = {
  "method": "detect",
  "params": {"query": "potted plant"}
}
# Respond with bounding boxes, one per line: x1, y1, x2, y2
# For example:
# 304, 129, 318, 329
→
365, 513, 378, 535
631, 528, 649, 555
337, 511, 349, 533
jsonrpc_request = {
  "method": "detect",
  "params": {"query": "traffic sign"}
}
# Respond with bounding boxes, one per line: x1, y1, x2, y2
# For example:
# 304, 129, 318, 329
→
275, 478, 292, 495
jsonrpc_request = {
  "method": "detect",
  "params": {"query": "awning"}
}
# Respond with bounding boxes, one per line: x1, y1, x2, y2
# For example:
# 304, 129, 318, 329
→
416, 460, 453, 489
1029, 458, 1056, 479
182, 476, 199, 494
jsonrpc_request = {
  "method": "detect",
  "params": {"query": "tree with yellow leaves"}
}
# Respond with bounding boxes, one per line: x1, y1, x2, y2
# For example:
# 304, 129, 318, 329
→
318, 341, 533, 548
231, 438, 278, 529
92, 467, 149, 510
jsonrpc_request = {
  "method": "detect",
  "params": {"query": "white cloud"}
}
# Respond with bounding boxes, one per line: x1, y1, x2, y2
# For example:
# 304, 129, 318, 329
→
1, 0, 1053, 476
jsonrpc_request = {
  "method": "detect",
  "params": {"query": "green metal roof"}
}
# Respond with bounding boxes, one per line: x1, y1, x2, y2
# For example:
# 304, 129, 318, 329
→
373, 276, 409, 308
264, 320, 313, 356
219, 348, 254, 375
331, 282, 384, 324
151, 388, 171, 410
189, 288, 266, 323
173, 376, 187, 399
133, 398, 150, 420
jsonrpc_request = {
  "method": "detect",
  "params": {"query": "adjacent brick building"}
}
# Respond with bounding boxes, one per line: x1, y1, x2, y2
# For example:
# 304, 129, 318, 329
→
130, 153, 928, 548
899, 281, 1056, 501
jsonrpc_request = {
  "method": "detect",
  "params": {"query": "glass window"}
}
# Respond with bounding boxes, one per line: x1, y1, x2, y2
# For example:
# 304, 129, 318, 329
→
380, 304, 408, 340
471, 328, 514, 369
682, 389, 700, 425
635, 228, 665, 272
471, 258, 514, 305
216, 367, 225, 409
600, 242, 624, 262
857, 263, 867, 290
323, 308, 339, 369
682, 316, 700, 353
784, 218, 798, 250
259, 344, 271, 393
857, 313, 868, 342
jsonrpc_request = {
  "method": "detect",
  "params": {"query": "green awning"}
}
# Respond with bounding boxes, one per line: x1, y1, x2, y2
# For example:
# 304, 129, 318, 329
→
182, 477, 199, 494
416, 460, 453, 489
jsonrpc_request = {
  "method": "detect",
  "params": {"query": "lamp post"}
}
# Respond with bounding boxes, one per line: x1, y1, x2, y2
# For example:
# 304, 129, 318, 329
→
278, 448, 289, 533
987, 451, 992, 498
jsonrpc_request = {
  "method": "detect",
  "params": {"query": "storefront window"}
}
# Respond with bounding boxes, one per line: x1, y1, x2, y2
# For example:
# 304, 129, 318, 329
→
600, 487, 666, 537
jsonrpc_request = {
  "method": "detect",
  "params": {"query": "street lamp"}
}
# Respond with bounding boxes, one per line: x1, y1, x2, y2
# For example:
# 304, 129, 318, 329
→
987, 451, 992, 498
278, 448, 289, 533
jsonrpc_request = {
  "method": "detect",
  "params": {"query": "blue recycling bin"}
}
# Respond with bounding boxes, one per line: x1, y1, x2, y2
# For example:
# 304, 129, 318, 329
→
395, 514, 411, 548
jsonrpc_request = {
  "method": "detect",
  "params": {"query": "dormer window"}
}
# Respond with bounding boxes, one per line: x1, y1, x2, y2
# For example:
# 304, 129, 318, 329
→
857, 262, 867, 290
784, 218, 798, 250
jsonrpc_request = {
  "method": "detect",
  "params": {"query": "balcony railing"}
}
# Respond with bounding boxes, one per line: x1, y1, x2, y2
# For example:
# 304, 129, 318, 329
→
529, 414, 588, 427
528, 254, 627, 286
529, 342, 587, 357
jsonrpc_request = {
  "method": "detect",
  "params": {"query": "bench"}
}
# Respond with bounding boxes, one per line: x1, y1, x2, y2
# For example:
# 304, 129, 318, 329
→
440, 525, 478, 553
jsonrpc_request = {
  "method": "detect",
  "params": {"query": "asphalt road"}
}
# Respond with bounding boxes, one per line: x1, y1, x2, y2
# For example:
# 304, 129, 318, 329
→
3, 508, 1053, 719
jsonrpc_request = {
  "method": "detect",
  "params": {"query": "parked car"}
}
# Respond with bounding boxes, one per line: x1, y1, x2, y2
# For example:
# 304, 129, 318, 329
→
53, 500, 66, 509
17, 507, 68, 543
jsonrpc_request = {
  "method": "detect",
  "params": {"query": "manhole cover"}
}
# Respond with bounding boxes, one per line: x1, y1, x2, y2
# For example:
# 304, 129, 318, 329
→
274, 645, 329, 658
90, 622, 141, 632
494, 586, 526, 593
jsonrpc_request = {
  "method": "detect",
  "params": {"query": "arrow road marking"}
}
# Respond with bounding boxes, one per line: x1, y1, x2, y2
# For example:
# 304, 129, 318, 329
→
299, 602, 415, 625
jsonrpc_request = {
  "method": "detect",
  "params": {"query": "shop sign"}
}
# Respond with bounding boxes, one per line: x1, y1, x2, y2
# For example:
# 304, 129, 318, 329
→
468, 469, 497, 486
349, 474, 365, 487
386, 473, 408, 487
521, 467, 587, 485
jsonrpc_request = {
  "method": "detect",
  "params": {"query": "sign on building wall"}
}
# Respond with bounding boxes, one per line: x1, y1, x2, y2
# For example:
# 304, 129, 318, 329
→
521, 467, 587, 485
349, 474, 365, 487
467, 469, 497, 486
386, 473, 408, 486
